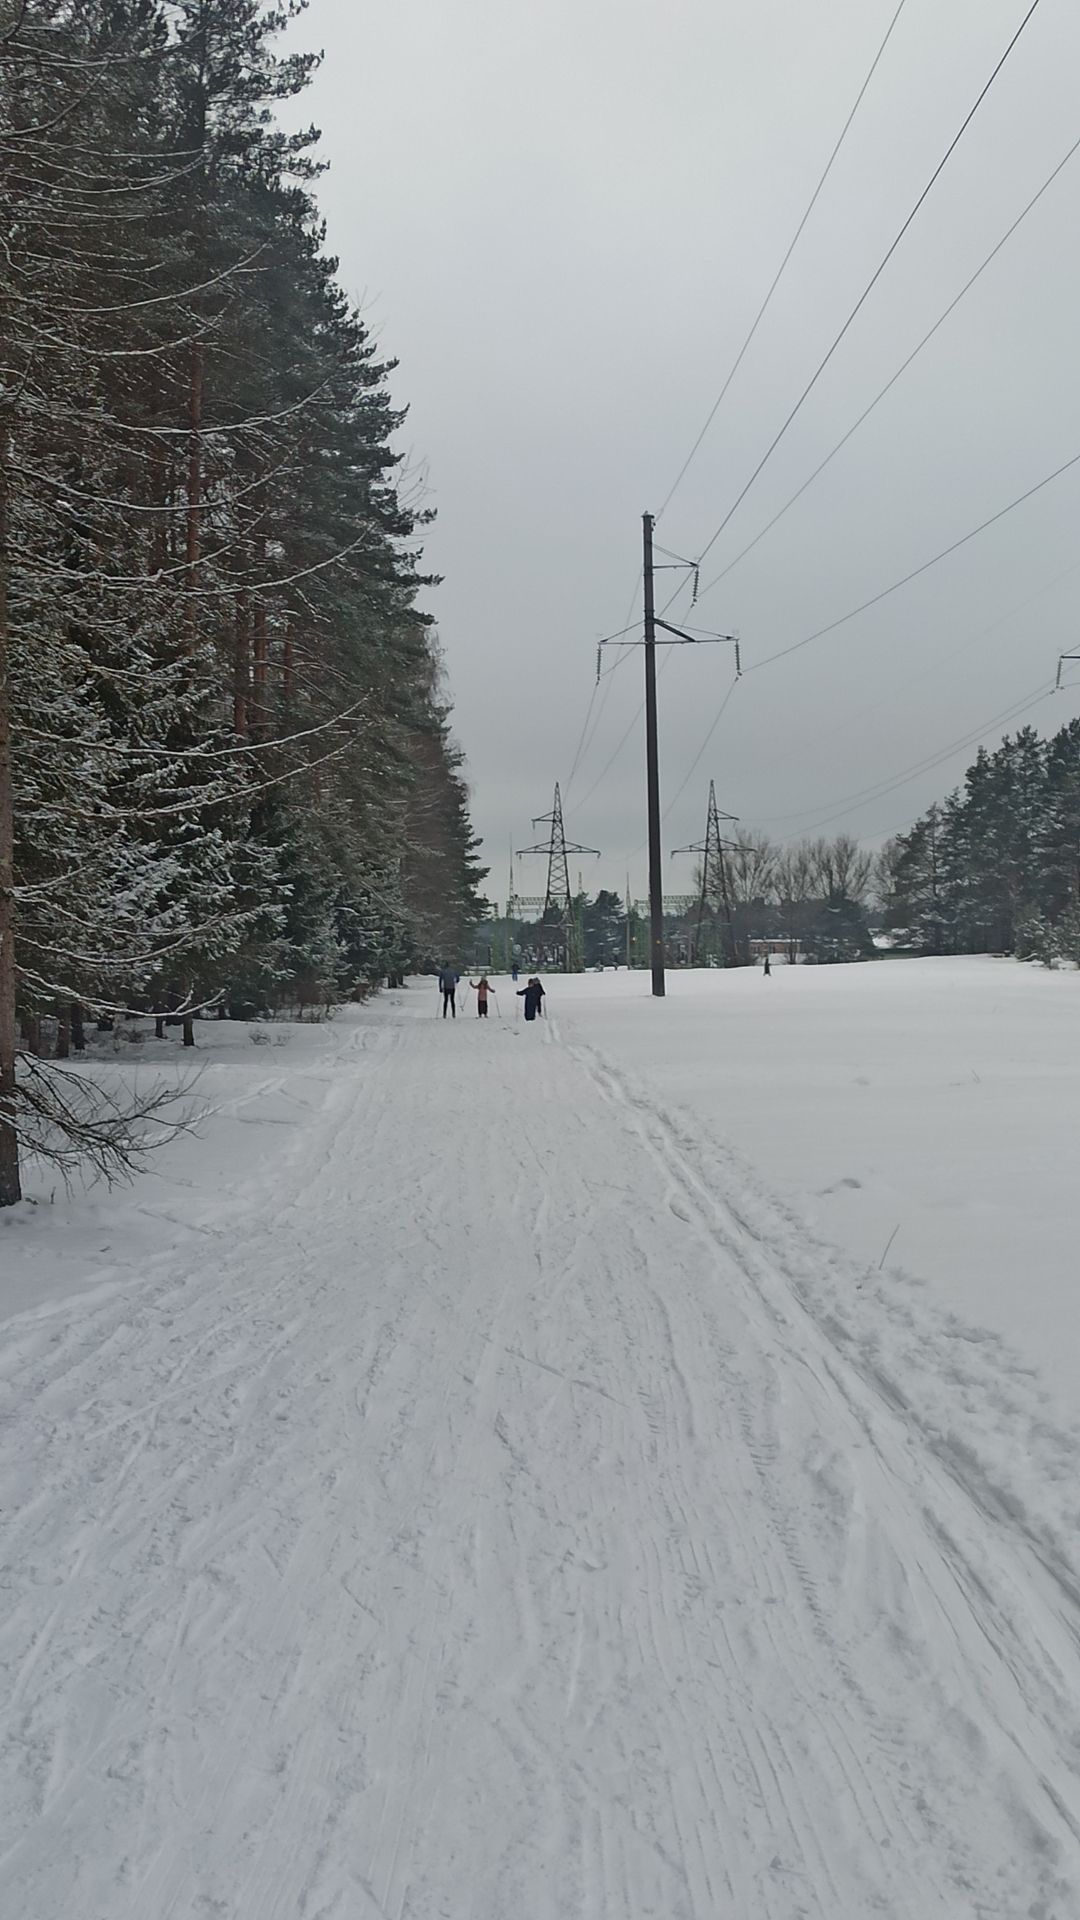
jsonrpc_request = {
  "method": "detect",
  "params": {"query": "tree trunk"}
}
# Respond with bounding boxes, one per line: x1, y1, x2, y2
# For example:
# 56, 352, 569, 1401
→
182, 1012, 195, 1047
70, 1003, 85, 1053
282, 624, 293, 715
185, 343, 202, 648
149, 366, 168, 574
0, 430, 19, 1204
252, 597, 267, 736
233, 587, 249, 736
56, 1007, 70, 1059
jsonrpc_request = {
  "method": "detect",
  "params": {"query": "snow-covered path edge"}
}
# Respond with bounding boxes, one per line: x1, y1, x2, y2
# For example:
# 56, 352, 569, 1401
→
1, 992, 1079, 1917
559, 1022, 1080, 1877
560, 1014, 1080, 1622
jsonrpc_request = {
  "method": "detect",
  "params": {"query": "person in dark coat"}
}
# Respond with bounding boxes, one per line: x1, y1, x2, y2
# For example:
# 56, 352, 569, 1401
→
438, 965, 457, 1017
517, 976, 545, 1021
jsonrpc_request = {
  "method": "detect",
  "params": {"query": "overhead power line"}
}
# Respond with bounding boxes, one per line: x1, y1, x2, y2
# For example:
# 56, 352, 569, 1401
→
659, 474, 1080, 856
564, 681, 600, 793
689, 0, 1043, 576
790, 553, 1080, 759
772, 679, 1057, 840
578, 425, 1074, 847
697, 122, 1080, 599
657, 675, 742, 833
617, 667, 743, 868
563, 633, 643, 802
566, 0, 1045, 834
564, 617, 649, 799
568, 689, 651, 817
748, 443, 1080, 674
656, 0, 909, 524
588, 0, 907, 737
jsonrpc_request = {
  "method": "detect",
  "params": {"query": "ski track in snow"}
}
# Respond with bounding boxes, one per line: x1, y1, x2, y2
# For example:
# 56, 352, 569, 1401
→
2, 993, 1080, 1917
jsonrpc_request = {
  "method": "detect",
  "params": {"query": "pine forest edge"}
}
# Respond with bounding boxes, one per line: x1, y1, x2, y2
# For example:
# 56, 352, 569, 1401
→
0, 0, 487, 1201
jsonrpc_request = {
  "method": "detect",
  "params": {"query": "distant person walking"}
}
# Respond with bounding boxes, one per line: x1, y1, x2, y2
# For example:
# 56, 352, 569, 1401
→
511, 963, 519, 982
517, 976, 545, 1021
470, 975, 491, 1017
438, 965, 458, 1018
763, 952, 771, 976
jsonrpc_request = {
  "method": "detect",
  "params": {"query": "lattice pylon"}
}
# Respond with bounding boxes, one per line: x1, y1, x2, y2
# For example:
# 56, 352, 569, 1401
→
516, 784, 599, 970
540, 783, 572, 921
673, 781, 738, 966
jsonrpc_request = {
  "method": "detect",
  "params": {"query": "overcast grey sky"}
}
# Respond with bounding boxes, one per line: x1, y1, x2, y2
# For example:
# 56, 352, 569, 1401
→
282, 0, 1080, 902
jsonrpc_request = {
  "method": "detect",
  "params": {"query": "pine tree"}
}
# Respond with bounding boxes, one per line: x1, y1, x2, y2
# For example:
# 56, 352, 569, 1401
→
0, 0, 485, 1203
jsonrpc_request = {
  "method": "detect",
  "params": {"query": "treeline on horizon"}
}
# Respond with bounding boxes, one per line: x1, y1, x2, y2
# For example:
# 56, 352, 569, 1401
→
488, 833, 881, 968
0, 1, 486, 1200
489, 717, 1080, 972
879, 720, 1080, 961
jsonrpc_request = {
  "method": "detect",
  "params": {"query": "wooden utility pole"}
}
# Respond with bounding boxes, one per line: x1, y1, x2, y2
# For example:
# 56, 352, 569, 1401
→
599, 518, 740, 997
643, 513, 665, 996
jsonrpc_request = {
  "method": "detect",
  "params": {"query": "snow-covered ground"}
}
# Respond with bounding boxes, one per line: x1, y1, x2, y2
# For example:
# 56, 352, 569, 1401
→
2, 962, 1080, 1916
554, 955, 1080, 1422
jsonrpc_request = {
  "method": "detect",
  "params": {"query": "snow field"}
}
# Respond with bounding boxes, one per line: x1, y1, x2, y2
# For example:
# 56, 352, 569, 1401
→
554, 955, 1080, 1421
1, 970, 1080, 1915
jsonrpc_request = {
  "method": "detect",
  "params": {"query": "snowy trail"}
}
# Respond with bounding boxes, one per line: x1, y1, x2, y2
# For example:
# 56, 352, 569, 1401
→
3, 993, 1080, 1917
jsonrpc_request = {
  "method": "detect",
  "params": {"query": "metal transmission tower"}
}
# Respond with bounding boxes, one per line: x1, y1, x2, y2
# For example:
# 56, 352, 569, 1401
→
672, 782, 739, 967
517, 783, 599, 971
505, 841, 518, 974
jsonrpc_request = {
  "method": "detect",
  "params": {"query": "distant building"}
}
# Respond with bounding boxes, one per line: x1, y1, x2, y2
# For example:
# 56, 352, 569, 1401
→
749, 938, 801, 962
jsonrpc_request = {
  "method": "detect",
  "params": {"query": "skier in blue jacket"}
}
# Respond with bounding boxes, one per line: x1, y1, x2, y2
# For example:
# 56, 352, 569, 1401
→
517, 977, 545, 1021
437, 966, 458, 1018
